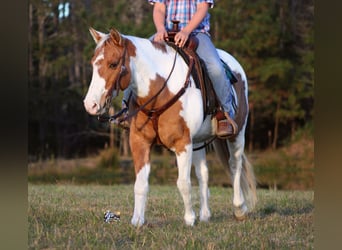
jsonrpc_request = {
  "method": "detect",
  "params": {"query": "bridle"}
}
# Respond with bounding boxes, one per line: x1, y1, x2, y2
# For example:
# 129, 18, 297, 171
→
101, 41, 128, 115
98, 43, 180, 124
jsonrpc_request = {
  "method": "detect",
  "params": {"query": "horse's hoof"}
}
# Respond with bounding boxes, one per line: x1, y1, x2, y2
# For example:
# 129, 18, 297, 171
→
200, 209, 211, 222
234, 203, 248, 221
184, 211, 196, 226
185, 220, 195, 226
131, 216, 145, 227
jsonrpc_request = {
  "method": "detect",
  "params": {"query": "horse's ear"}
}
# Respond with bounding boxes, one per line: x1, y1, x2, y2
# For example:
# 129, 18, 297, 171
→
110, 28, 123, 46
89, 27, 106, 44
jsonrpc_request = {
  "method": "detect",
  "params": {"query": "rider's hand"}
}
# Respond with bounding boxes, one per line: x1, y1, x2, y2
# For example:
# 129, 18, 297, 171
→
154, 28, 168, 42
175, 30, 190, 48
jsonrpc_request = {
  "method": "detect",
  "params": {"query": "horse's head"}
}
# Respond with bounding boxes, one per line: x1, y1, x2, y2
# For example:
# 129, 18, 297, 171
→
84, 28, 133, 115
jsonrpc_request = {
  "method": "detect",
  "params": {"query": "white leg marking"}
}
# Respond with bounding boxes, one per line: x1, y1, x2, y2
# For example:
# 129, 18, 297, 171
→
131, 163, 150, 227
228, 135, 249, 219
176, 144, 195, 226
228, 135, 245, 208
193, 147, 211, 222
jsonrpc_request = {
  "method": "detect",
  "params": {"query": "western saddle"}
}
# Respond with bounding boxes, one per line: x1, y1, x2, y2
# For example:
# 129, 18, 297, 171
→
166, 20, 237, 120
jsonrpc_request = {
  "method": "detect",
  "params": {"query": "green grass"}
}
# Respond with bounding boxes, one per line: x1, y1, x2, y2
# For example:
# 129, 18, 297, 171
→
28, 184, 313, 249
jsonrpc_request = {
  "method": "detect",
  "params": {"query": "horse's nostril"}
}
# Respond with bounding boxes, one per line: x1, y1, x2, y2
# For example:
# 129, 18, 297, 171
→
84, 99, 100, 115
90, 102, 99, 113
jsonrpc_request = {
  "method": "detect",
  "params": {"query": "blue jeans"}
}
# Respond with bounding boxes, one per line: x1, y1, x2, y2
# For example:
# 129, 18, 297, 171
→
195, 32, 233, 117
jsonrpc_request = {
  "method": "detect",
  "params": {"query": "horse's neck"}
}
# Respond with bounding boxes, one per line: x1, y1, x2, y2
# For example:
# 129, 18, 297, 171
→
128, 37, 187, 99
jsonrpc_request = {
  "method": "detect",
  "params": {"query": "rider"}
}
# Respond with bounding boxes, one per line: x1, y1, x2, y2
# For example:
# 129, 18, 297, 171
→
122, 0, 237, 138
149, 0, 237, 138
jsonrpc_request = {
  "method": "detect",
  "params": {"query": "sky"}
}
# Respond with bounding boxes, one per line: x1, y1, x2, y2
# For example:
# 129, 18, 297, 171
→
58, 2, 70, 19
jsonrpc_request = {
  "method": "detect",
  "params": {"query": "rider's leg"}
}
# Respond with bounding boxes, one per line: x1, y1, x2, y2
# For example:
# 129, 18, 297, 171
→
195, 32, 237, 138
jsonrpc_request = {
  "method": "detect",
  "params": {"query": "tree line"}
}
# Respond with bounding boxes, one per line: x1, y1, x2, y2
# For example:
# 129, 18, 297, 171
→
28, 0, 313, 160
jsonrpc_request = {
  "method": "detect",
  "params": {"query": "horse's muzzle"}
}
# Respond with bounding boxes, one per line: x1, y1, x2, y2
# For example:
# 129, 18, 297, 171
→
84, 98, 101, 115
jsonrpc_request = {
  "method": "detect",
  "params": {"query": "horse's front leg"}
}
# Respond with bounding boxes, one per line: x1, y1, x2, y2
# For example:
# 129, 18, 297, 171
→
130, 135, 152, 227
192, 146, 211, 222
131, 162, 150, 227
176, 144, 196, 226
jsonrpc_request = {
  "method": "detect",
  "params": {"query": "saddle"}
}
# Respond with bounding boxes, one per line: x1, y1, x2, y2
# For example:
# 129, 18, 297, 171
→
166, 20, 238, 118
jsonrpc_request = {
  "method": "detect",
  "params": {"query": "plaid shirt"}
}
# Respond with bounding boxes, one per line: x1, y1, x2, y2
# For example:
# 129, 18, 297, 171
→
149, 0, 214, 34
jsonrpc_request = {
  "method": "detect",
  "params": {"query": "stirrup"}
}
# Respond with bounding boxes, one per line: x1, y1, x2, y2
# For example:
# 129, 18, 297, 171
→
224, 113, 238, 136
215, 111, 238, 139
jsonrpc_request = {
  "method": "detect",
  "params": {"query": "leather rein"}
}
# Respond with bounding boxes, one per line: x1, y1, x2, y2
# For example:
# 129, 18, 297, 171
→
98, 43, 193, 128
139, 51, 194, 145
97, 40, 216, 151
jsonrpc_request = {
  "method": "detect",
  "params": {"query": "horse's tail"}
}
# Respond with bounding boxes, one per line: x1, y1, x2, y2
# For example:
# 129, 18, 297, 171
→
240, 153, 257, 210
213, 139, 257, 211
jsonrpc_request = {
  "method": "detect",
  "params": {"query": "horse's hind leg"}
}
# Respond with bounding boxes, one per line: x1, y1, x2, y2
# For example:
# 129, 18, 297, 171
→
176, 144, 196, 226
228, 134, 248, 220
214, 132, 256, 220
192, 146, 211, 222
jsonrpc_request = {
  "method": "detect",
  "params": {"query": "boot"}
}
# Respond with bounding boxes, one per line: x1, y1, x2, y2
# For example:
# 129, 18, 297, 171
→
216, 111, 238, 139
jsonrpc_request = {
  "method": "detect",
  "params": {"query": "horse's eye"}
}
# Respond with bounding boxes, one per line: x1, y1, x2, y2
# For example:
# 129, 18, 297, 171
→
109, 62, 118, 69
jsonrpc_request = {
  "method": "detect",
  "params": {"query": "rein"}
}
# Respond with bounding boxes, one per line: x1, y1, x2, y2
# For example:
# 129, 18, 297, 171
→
98, 45, 179, 124
125, 47, 180, 122
138, 55, 194, 145
97, 42, 216, 151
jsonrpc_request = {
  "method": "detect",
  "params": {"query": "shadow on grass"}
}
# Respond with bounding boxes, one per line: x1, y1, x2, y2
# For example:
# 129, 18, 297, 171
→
256, 203, 314, 219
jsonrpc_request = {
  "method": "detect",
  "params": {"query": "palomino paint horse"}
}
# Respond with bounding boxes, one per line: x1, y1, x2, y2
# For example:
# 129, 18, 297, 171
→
84, 28, 257, 227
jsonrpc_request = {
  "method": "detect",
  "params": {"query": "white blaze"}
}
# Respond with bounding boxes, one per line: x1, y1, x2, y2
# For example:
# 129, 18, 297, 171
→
83, 52, 108, 115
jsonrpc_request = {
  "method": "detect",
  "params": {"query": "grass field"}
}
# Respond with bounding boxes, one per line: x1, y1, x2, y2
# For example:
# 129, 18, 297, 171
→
28, 184, 313, 249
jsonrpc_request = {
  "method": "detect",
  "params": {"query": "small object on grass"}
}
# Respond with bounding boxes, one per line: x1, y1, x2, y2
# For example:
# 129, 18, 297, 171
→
104, 210, 121, 223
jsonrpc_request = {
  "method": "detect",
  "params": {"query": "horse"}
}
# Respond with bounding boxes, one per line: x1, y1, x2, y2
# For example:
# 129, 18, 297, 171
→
83, 27, 257, 227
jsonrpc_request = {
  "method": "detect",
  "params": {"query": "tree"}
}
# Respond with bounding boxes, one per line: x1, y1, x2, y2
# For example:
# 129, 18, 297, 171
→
28, 0, 313, 159
211, 0, 313, 149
